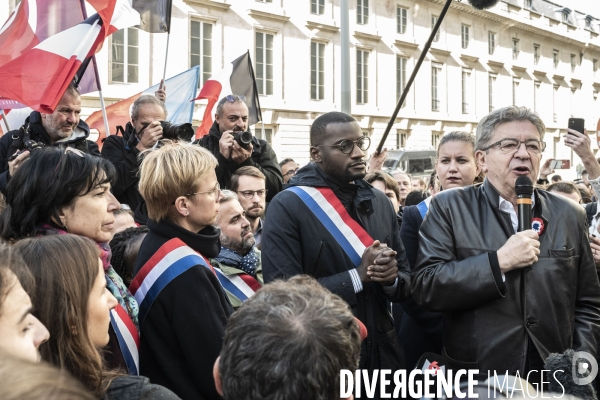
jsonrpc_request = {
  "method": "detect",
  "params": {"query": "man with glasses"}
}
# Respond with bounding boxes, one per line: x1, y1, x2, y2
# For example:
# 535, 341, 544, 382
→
279, 158, 299, 184
412, 106, 600, 386
196, 94, 283, 202
231, 167, 267, 247
262, 111, 411, 381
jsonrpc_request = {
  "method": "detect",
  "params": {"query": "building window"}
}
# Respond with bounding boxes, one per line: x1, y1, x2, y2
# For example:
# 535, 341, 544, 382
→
462, 69, 471, 114
594, 59, 598, 72
310, 41, 325, 100
190, 21, 212, 86
488, 32, 495, 56
461, 25, 469, 49
399, 131, 407, 148
512, 79, 519, 106
357, 0, 369, 25
586, 18, 592, 30
561, 11, 568, 23
255, 32, 274, 95
571, 54, 576, 70
431, 63, 441, 111
431, 16, 440, 42
534, 81, 540, 112
397, 7, 407, 34
311, 0, 324, 14
396, 57, 407, 103
512, 39, 519, 60
356, 49, 369, 104
255, 127, 273, 144
111, 28, 139, 83
524, 0, 532, 9
432, 133, 440, 147
553, 85, 558, 122
488, 74, 496, 112
533, 44, 540, 65
553, 49, 559, 69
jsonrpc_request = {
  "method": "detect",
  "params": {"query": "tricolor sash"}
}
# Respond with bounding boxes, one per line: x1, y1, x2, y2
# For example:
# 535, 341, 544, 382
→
287, 186, 374, 266
110, 304, 139, 375
129, 238, 215, 324
416, 200, 428, 219
214, 268, 261, 302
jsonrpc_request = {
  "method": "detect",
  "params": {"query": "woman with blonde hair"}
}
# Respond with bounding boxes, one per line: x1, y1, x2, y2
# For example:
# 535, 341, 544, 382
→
14, 234, 179, 400
132, 142, 232, 399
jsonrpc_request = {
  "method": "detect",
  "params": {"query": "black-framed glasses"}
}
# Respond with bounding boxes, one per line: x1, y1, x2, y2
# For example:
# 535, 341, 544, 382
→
183, 183, 221, 202
483, 138, 546, 155
225, 94, 246, 103
237, 189, 268, 199
283, 168, 299, 178
317, 136, 371, 154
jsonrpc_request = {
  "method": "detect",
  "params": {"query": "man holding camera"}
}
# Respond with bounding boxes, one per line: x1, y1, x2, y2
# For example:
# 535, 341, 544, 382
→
196, 94, 283, 202
102, 94, 167, 217
0, 83, 101, 195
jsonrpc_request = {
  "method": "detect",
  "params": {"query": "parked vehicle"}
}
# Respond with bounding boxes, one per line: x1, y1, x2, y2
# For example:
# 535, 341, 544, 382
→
380, 148, 436, 178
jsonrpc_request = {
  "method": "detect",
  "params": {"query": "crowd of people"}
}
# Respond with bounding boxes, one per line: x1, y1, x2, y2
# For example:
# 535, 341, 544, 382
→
0, 81, 599, 400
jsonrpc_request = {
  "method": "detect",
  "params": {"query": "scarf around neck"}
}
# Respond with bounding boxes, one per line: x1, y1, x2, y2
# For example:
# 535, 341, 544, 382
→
214, 246, 259, 278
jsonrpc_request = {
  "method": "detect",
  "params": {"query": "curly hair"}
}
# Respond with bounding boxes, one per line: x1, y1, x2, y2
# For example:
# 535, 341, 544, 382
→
109, 226, 149, 287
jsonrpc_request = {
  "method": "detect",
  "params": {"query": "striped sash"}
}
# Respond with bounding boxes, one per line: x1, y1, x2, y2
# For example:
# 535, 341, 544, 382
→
110, 304, 140, 375
287, 186, 374, 267
129, 238, 215, 324
214, 268, 261, 302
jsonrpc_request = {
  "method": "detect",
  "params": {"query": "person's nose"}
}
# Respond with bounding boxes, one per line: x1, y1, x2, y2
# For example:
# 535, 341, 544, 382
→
514, 142, 530, 159
107, 191, 120, 212
32, 316, 50, 348
448, 160, 458, 172
107, 290, 118, 311
241, 217, 250, 229
66, 111, 78, 124
350, 142, 364, 159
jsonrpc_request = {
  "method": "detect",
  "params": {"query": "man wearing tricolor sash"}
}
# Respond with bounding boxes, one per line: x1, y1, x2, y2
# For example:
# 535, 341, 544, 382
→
132, 142, 232, 400
262, 112, 411, 387
211, 190, 263, 309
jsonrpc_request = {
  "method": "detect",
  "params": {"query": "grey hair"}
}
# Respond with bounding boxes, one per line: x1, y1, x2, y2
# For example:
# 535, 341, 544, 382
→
219, 190, 238, 204
131, 94, 168, 121
475, 106, 545, 152
216, 94, 246, 118
437, 131, 475, 157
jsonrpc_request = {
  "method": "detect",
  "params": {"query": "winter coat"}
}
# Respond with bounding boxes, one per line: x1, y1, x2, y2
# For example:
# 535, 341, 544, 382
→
412, 179, 600, 374
262, 162, 411, 373
104, 376, 180, 400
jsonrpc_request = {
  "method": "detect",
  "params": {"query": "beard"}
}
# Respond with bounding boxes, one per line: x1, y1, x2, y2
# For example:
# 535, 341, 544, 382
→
220, 229, 256, 255
321, 158, 366, 183
245, 206, 264, 219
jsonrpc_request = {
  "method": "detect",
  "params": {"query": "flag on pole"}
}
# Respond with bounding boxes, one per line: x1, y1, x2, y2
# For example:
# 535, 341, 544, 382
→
194, 51, 262, 139
133, 0, 172, 33
86, 66, 200, 143
0, 0, 139, 113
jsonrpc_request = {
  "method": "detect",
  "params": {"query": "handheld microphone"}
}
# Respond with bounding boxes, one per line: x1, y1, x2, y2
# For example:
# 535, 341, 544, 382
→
467, 0, 501, 10
545, 350, 598, 400
515, 176, 533, 232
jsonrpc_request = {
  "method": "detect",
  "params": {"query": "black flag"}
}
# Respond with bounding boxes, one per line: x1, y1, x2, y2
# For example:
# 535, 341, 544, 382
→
133, 0, 172, 33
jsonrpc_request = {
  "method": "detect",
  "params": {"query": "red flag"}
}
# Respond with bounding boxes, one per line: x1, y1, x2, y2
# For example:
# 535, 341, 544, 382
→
0, 1, 139, 113
194, 51, 262, 139
86, 92, 142, 145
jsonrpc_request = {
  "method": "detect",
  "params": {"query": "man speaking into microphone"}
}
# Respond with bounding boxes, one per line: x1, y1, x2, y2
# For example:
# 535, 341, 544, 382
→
412, 106, 600, 386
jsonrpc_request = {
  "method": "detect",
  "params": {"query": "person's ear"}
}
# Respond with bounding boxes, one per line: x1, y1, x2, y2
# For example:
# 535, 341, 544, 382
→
173, 196, 190, 218
310, 145, 321, 163
213, 356, 223, 396
475, 150, 488, 174
54, 206, 69, 229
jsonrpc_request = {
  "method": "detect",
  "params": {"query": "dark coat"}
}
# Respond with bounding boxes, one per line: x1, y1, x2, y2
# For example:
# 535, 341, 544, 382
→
262, 163, 411, 373
413, 179, 600, 374
0, 111, 100, 194
195, 121, 283, 202
133, 219, 233, 400
101, 122, 144, 211
105, 376, 180, 400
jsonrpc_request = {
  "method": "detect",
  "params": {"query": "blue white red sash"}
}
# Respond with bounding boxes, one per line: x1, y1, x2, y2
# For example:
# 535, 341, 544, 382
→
129, 238, 215, 324
214, 268, 261, 302
416, 200, 428, 219
110, 304, 139, 375
287, 186, 374, 266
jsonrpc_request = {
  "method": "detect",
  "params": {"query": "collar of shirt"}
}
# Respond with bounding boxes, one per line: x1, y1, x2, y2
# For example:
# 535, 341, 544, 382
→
498, 195, 535, 233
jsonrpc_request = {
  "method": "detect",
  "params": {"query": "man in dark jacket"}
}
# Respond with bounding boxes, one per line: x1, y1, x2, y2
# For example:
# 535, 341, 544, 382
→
101, 95, 166, 214
0, 84, 100, 194
413, 106, 600, 383
195, 94, 282, 202
262, 112, 411, 380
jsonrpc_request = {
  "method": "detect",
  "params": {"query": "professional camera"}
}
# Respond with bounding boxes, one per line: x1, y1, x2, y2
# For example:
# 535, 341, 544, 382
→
8, 139, 44, 161
141, 121, 195, 142
233, 131, 253, 150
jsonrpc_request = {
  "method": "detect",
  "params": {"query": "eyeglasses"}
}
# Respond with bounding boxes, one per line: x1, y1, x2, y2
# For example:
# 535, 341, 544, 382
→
237, 189, 268, 199
54, 146, 85, 173
184, 183, 221, 202
225, 94, 246, 103
283, 168, 299, 178
317, 136, 371, 154
482, 138, 546, 155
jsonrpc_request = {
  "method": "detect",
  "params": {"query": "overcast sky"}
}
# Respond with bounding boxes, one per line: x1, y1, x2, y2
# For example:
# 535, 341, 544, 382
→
568, 0, 600, 16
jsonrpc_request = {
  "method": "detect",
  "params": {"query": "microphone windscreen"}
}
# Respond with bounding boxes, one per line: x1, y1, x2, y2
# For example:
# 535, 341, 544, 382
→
544, 350, 598, 400
467, 0, 500, 10
515, 176, 533, 196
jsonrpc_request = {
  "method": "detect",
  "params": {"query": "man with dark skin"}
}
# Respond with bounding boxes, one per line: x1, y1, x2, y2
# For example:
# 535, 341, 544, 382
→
262, 112, 410, 387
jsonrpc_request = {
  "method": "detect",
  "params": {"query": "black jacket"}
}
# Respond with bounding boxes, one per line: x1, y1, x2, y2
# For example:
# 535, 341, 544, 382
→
105, 376, 180, 400
133, 219, 233, 400
101, 122, 144, 210
262, 163, 411, 373
413, 179, 600, 374
196, 122, 283, 202
0, 111, 100, 194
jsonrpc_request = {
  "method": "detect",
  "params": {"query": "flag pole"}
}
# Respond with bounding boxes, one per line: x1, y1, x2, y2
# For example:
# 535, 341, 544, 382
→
162, 32, 170, 84
0, 110, 10, 133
